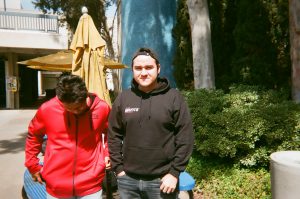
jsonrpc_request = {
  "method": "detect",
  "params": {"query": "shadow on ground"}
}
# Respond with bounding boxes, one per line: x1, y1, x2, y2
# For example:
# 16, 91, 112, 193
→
0, 132, 27, 154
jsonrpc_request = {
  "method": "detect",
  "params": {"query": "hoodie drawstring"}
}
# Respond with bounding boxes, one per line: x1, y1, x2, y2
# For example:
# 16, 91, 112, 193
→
138, 96, 143, 127
89, 112, 94, 131
148, 97, 152, 120
138, 94, 152, 127
66, 111, 93, 131
67, 112, 71, 128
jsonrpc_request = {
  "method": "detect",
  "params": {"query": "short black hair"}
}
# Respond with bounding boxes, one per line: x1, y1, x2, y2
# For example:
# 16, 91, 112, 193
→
56, 73, 88, 104
131, 47, 160, 67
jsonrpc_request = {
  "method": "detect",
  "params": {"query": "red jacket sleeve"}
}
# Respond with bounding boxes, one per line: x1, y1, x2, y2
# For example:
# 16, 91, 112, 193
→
25, 108, 46, 174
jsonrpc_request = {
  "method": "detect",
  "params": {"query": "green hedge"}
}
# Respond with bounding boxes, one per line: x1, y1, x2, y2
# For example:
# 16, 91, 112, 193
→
184, 85, 300, 167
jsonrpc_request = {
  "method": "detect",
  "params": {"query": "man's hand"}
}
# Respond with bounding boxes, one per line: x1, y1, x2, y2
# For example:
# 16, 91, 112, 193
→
105, 157, 111, 169
160, 173, 178, 194
31, 172, 44, 184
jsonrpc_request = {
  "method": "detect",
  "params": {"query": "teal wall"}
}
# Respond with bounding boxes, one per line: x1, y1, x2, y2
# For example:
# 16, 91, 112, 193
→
121, 0, 177, 89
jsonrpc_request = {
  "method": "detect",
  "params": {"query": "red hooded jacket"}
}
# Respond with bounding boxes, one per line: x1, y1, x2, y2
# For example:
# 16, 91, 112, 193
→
25, 94, 110, 198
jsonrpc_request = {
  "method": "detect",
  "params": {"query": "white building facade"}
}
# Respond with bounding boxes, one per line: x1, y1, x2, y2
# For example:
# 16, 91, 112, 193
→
0, 0, 68, 108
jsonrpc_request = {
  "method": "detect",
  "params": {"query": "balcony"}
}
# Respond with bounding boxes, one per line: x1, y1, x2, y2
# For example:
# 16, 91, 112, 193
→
0, 11, 59, 33
0, 10, 68, 53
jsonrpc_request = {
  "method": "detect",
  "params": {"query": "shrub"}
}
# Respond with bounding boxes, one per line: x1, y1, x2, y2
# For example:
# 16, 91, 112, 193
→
186, 155, 271, 198
184, 85, 300, 167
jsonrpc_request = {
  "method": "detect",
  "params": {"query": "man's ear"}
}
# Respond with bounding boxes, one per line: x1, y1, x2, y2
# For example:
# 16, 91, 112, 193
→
157, 64, 161, 74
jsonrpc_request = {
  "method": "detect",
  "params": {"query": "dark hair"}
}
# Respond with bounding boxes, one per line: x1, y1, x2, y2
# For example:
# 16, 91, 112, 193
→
131, 47, 160, 67
56, 73, 88, 104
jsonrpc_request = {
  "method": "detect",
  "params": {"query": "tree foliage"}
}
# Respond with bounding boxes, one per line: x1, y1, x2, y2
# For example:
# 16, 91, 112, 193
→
172, 0, 193, 90
232, 0, 276, 87
33, 0, 117, 59
173, 0, 290, 92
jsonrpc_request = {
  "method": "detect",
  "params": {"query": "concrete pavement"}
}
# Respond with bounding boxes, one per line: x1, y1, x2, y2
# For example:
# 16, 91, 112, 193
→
0, 109, 36, 199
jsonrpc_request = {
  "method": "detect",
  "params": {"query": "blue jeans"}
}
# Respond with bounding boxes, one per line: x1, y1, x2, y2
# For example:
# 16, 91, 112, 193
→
46, 190, 102, 199
117, 174, 178, 199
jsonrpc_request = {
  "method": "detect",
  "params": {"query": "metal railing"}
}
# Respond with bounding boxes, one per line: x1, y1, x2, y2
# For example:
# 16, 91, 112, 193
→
0, 11, 59, 33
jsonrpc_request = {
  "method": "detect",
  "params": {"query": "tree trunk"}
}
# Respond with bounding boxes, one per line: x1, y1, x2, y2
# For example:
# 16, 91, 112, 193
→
290, 0, 300, 102
187, 0, 215, 89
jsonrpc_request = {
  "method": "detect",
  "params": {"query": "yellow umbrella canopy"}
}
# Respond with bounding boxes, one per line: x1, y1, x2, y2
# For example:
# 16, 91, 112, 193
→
18, 51, 72, 72
70, 12, 112, 106
18, 50, 126, 72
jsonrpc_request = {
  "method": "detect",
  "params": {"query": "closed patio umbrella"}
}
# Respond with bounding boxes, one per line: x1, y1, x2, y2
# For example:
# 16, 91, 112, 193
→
18, 9, 127, 107
70, 8, 112, 106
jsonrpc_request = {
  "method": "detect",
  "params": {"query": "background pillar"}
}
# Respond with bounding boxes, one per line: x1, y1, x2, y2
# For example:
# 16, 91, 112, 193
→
121, 0, 177, 89
5, 52, 19, 109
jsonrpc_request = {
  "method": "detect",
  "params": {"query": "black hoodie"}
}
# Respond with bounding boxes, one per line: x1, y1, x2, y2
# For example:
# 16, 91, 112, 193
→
108, 77, 194, 178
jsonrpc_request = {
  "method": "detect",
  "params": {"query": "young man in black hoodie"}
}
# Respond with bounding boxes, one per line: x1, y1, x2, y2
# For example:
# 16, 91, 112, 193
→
108, 48, 194, 199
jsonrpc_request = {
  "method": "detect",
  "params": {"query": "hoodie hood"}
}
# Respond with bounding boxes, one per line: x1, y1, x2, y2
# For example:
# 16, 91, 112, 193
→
130, 77, 171, 126
56, 93, 101, 130
131, 77, 170, 96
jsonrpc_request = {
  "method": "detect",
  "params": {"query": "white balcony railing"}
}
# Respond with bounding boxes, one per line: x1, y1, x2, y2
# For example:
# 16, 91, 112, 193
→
0, 11, 59, 33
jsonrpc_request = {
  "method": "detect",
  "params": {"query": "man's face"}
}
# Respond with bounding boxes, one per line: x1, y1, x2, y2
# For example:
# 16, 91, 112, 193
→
132, 55, 160, 92
63, 100, 88, 115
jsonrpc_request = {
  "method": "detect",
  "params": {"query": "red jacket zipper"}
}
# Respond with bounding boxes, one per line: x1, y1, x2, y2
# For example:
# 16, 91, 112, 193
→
72, 116, 79, 196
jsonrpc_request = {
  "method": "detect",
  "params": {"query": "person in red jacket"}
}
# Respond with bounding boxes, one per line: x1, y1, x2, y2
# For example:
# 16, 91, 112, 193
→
25, 73, 111, 199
